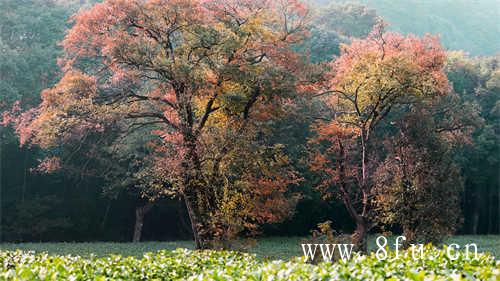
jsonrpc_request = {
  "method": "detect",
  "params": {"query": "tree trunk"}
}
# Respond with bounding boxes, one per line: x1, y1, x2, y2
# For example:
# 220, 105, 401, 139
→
356, 132, 369, 252
470, 189, 480, 234
360, 131, 367, 187
338, 138, 369, 253
0, 129, 3, 242
352, 216, 368, 253
177, 200, 192, 237
402, 226, 416, 249
488, 186, 493, 234
21, 150, 28, 203
183, 193, 202, 249
101, 201, 111, 230
133, 202, 153, 242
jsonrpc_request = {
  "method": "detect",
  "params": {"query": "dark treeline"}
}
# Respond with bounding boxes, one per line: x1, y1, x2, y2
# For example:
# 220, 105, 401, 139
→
0, 0, 498, 243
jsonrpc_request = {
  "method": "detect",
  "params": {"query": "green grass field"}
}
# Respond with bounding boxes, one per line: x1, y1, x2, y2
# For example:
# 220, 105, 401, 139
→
1, 235, 498, 260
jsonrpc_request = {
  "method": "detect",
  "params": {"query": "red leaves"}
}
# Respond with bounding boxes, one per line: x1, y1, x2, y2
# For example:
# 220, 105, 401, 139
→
0, 101, 21, 127
330, 24, 449, 97
308, 26, 452, 242
1, 101, 38, 147
6, 0, 310, 242
311, 120, 360, 143
244, 174, 301, 225
308, 121, 360, 199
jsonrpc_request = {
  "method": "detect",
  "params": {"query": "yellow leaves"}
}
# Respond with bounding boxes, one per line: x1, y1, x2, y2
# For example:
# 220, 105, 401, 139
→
41, 71, 96, 105
202, 140, 300, 239
338, 53, 417, 109
328, 30, 450, 134
241, 12, 277, 42
193, 79, 253, 127
221, 80, 246, 95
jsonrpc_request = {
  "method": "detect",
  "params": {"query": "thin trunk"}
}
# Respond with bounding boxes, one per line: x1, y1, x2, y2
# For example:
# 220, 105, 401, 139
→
183, 193, 202, 249
178, 200, 192, 237
0, 129, 3, 242
488, 186, 494, 234
471, 211, 479, 234
101, 201, 111, 230
133, 202, 153, 242
338, 138, 368, 253
471, 189, 480, 234
360, 131, 367, 186
358, 131, 369, 251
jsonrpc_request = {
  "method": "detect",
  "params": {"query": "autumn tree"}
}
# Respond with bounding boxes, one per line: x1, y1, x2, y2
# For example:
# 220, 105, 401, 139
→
6, 0, 310, 248
309, 25, 450, 251
372, 105, 466, 245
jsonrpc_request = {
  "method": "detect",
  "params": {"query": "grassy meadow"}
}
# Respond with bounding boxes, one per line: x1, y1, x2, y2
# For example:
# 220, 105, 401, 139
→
1, 235, 499, 260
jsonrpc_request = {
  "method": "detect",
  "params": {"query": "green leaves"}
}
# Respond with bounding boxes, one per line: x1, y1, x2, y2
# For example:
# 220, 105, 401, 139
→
0, 246, 498, 280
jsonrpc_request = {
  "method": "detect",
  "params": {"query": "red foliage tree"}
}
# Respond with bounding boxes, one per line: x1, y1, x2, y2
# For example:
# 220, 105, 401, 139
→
3, 0, 310, 248
309, 25, 450, 251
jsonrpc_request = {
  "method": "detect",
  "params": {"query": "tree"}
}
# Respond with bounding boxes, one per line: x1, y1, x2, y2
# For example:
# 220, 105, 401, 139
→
372, 106, 465, 245
309, 25, 450, 251
6, 0, 310, 248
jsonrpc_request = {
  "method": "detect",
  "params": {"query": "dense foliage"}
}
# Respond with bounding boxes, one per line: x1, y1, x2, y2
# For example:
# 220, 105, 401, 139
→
308, 24, 457, 250
0, 0, 498, 244
0, 246, 498, 280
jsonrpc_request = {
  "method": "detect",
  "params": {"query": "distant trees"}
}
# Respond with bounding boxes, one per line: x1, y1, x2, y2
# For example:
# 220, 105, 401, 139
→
331, 0, 500, 56
0, 0, 70, 107
0, 0, 77, 241
316, 2, 379, 38
302, 2, 380, 63
445, 52, 499, 234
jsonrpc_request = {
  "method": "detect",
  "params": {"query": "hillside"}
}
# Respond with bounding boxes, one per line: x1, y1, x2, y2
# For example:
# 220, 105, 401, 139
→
314, 0, 500, 55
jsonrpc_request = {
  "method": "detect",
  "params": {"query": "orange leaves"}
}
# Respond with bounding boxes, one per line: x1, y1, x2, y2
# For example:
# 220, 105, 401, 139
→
58, 0, 309, 136
40, 71, 97, 105
7, 0, 310, 243
61, 0, 136, 69
318, 26, 451, 152
308, 27, 453, 238
308, 119, 361, 199
5, 71, 127, 150
2, 72, 98, 148
240, 172, 300, 225
330, 26, 449, 100
311, 120, 360, 143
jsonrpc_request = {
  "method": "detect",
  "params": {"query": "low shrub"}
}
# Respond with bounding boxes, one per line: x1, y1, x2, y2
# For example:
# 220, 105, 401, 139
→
0, 245, 498, 280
